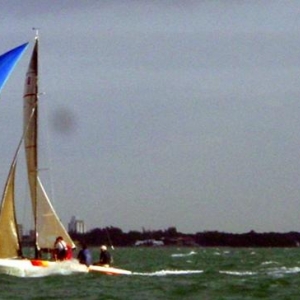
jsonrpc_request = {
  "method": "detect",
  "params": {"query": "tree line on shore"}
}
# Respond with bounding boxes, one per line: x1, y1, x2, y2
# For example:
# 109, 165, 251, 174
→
69, 226, 300, 248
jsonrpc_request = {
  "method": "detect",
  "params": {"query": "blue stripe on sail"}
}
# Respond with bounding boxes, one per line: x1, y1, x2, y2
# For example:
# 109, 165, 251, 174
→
0, 42, 29, 92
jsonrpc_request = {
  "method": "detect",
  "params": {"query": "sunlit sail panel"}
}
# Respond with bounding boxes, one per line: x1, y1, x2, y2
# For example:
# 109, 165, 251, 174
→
0, 163, 20, 258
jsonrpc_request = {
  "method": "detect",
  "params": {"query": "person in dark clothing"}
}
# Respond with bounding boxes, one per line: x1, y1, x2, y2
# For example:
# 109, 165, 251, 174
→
77, 243, 92, 266
98, 245, 112, 266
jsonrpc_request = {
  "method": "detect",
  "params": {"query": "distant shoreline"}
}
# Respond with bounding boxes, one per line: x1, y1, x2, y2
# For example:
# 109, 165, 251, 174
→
63, 227, 300, 248
21, 227, 300, 248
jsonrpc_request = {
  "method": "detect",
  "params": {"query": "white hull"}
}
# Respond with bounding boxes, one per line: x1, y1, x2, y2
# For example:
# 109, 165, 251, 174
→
0, 258, 132, 277
0, 259, 88, 277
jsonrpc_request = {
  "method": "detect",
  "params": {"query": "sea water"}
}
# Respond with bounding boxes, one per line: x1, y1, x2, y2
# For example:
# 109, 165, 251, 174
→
1, 247, 300, 299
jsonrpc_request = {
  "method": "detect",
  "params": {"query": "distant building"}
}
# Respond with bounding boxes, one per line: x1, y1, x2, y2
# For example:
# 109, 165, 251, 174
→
68, 216, 85, 233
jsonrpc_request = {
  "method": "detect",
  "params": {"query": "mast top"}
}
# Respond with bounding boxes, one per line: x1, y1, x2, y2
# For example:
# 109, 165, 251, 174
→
32, 27, 39, 39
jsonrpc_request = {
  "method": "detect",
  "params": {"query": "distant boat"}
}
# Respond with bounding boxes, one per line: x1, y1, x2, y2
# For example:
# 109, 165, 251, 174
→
135, 239, 164, 247
0, 35, 132, 277
0, 42, 28, 92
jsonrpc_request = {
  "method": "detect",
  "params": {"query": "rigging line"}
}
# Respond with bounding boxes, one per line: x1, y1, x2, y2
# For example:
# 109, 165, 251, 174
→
10, 105, 37, 175
8, 105, 37, 237
105, 227, 115, 250
38, 91, 58, 211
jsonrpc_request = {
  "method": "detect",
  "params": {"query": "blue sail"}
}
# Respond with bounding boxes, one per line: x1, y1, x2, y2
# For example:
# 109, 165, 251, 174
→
0, 42, 29, 92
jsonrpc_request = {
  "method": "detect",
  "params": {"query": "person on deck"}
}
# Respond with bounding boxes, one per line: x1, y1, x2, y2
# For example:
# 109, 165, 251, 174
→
53, 236, 68, 261
98, 245, 112, 266
77, 243, 92, 266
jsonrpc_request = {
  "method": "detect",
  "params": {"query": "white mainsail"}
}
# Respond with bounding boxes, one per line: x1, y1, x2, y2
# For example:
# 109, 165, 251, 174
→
23, 36, 75, 252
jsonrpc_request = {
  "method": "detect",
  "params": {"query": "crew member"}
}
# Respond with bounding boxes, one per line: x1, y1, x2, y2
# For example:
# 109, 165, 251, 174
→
53, 236, 68, 261
77, 243, 92, 266
98, 245, 112, 266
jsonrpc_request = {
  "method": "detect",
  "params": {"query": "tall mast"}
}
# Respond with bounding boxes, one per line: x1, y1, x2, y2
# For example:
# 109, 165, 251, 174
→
24, 31, 39, 258
34, 33, 39, 259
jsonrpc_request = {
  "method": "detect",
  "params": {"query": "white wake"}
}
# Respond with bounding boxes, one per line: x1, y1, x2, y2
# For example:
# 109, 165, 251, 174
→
132, 269, 203, 276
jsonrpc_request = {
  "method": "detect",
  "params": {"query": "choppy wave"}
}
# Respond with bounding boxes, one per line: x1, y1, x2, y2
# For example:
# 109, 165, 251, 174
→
2, 247, 300, 299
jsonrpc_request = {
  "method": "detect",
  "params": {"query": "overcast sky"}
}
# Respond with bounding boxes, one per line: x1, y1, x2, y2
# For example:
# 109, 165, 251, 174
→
1, 1, 300, 233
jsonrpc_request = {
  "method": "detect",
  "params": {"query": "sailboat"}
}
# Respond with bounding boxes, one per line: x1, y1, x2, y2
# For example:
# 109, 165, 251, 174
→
0, 36, 88, 277
0, 36, 132, 277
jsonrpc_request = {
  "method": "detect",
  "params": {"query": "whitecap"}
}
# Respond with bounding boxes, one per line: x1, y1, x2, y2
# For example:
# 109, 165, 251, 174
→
219, 270, 257, 276
267, 266, 300, 277
261, 261, 279, 266
171, 251, 197, 258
